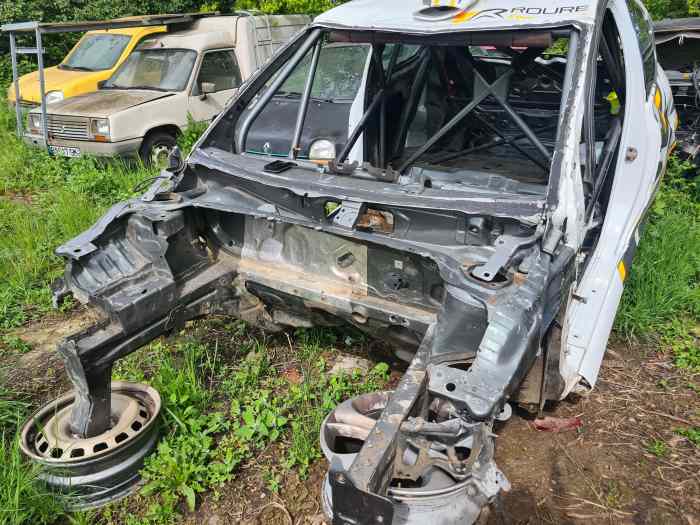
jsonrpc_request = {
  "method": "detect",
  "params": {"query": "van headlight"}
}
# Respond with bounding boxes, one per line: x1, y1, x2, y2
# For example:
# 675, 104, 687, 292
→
90, 118, 110, 141
45, 91, 64, 104
309, 139, 336, 161
28, 113, 42, 133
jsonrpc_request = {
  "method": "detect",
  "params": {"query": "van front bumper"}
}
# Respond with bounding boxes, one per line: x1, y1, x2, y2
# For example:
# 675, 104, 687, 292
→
23, 134, 142, 158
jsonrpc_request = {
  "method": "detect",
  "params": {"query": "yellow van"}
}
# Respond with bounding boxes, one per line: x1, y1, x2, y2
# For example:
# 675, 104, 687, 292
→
7, 25, 165, 107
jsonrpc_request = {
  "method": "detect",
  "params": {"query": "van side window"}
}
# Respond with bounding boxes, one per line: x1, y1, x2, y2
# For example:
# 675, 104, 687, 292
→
195, 50, 242, 95
626, 0, 656, 93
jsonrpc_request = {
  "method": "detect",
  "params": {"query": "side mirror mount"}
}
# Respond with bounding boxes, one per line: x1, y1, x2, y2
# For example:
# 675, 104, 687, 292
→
199, 82, 216, 100
97, 80, 107, 89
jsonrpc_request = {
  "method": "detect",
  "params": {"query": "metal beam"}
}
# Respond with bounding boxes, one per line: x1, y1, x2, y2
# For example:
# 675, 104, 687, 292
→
397, 69, 514, 173
289, 38, 322, 159
36, 28, 49, 147
9, 33, 23, 138
237, 28, 323, 154
1, 12, 218, 34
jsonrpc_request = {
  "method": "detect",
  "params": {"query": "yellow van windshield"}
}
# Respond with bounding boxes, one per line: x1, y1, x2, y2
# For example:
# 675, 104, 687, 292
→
60, 34, 131, 72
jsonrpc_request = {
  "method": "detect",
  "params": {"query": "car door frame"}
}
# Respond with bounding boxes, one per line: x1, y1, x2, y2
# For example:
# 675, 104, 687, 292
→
560, 0, 668, 396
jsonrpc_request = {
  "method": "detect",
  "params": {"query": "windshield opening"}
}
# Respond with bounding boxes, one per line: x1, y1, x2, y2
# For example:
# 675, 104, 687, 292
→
60, 34, 131, 72
206, 29, 578, 195
104, 49, 197, 92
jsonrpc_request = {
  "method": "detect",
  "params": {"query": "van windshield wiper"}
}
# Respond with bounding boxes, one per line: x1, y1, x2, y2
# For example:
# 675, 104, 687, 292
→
106, 85, 170, 92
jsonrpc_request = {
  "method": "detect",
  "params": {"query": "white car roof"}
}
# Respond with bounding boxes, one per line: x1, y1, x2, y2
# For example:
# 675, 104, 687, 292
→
314, 0, 597, 34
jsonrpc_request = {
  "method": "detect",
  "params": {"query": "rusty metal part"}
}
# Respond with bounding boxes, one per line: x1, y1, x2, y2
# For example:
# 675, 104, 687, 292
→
357, 208, 395, 233
320, 388, 509, 525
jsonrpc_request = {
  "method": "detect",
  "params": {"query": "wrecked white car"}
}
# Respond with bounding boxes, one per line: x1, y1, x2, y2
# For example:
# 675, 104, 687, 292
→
20, 0, 675, 522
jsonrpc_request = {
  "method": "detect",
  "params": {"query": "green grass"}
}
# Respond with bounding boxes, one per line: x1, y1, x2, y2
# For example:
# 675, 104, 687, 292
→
0, 430, 67, 525
674, 426, 700, 447
0, 108, 153, 330
0, 372, 66, 525
645, 438, 669, 457
106, 325, 389, 524
616, 157, 700, 369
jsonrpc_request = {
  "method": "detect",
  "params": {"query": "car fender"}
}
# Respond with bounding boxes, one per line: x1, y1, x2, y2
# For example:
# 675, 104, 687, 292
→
109, 93, 189, 143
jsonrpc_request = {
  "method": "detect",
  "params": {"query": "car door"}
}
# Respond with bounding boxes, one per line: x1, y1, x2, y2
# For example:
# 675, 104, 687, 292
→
188, 49, 242, 123
561, 0, 665, 395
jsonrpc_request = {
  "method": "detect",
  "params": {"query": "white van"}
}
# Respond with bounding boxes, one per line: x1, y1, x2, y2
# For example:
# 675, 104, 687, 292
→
24, 14, 309, 165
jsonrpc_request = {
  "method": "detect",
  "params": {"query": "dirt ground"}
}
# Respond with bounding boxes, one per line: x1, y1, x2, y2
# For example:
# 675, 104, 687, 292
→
6, 313, 699, 525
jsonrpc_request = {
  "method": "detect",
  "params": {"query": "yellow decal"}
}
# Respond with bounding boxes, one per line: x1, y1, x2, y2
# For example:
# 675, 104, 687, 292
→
654, 87, 669, 131
453, 10, 477, 23
617, 261, 627, 282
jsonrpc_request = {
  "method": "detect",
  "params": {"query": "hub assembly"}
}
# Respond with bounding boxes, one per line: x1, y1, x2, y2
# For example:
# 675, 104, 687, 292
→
20, 381, 161, 509
320, 391, 508, 525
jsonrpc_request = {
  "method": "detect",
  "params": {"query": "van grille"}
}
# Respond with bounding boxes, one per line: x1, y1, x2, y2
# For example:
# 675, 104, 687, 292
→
47, 115, 90, 140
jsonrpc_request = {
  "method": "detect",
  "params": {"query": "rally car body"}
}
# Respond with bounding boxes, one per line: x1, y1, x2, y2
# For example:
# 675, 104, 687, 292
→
49, 0, 674, 522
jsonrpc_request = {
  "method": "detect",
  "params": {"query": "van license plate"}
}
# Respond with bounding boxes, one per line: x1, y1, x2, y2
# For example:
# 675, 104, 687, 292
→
49, 145, 81, 158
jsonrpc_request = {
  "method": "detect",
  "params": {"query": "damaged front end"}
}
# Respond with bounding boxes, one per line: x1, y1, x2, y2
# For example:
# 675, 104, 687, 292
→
36, 15, 595, 522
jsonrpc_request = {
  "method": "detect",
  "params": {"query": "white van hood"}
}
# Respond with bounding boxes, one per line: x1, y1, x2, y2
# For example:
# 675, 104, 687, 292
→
33, 90, 176, 118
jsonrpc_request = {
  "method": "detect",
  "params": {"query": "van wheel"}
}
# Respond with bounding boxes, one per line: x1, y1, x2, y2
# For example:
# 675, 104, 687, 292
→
140, 132, 177, 168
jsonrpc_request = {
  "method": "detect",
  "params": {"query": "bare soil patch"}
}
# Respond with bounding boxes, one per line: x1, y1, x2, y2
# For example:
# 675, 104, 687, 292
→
175, 341, 698, 525
3, 306, 101, 404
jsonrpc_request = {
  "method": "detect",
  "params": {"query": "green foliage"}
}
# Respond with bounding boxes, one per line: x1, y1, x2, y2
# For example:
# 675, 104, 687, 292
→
617, 157, 699, 369
642, 0, 700, 19
0, 335, 32, 355
645, 438, 669, 457
674, 426, 700, 446
0, 374, 65, 525
110, 327, 389, 524
121, 342, 237, 524
177, 114, 209, 155
0, 429, 66, 525
233, 0, 336, 14
0, 375, 29, 430
0, 105, 155, 330
283, 357, 390, 476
